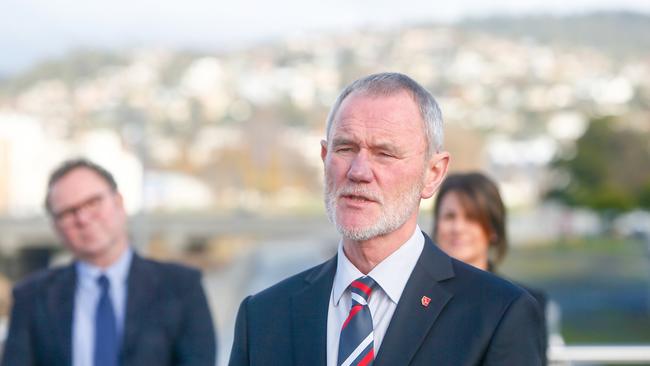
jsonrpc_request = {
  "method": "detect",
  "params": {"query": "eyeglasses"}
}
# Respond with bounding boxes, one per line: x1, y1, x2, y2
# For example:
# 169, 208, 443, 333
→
51, 192, 111, 227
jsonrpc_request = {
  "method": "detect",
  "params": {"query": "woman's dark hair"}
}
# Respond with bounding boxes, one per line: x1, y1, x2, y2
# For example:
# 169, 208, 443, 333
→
433, 172, 507, 270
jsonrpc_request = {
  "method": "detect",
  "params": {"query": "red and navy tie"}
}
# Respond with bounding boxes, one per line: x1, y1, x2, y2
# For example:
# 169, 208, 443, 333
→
338, 276, 377, 366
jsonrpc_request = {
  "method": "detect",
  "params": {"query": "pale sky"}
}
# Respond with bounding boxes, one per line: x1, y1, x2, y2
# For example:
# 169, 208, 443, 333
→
2, 0, 649, 76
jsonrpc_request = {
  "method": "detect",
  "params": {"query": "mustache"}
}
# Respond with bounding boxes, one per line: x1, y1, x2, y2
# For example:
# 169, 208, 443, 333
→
336, 185, 383, 203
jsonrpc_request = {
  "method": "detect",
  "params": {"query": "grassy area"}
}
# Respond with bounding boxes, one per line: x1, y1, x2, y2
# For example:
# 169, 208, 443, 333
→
500, 236, 650, 344
502, 236, 650, 282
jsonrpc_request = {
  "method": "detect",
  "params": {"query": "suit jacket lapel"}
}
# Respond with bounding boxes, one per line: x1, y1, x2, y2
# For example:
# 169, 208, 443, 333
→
374, 235, 455, 366
290, 256, 337, 366
46, 264, 76, 366
121, 254, 159, 359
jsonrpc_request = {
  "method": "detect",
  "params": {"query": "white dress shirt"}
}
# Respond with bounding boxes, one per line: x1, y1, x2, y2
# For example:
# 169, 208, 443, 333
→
326, 226, 425, 366
73, 248, 132, 366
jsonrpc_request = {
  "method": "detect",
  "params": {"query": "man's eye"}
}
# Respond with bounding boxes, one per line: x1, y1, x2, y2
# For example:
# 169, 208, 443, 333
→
57, 210, 73, 220
88, 196, 102, 206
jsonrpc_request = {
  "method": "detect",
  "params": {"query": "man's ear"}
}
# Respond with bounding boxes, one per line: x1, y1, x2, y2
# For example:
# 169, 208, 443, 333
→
114, 191, 126, 210
321, 139, 328, 163
421, 151, 450, 199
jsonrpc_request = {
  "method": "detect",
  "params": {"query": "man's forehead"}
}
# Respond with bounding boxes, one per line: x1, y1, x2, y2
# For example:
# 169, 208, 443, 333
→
335, 90, 419, 120
330, 91, 425, 138
49, 167, 112, 203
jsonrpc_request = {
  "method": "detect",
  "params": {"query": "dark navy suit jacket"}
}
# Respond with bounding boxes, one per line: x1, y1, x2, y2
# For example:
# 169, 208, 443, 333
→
1, 253, 216, 366
229, 234, 543, 366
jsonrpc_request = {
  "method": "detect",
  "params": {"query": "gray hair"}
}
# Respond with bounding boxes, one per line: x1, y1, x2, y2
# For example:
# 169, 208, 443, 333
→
325, 72, 444, 155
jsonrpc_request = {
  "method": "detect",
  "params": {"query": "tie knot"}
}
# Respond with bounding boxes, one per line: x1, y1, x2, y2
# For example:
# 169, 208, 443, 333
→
350, 276, 376, 303
97, 274, 110, 291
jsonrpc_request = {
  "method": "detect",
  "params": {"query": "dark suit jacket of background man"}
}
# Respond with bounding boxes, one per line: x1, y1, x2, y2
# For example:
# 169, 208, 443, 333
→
1, 253, 216, 366
229, 233, 543, 366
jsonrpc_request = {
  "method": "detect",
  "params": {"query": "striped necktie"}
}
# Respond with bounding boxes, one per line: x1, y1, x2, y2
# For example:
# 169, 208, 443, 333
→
94, 274, 119, 366
338, 276, 377, 366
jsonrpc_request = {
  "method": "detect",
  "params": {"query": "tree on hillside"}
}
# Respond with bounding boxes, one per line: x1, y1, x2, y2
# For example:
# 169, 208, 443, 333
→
547, 116, 650, 212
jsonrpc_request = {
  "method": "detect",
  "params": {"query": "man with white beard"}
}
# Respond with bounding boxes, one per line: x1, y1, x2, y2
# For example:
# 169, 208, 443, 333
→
229, 72, 544, 366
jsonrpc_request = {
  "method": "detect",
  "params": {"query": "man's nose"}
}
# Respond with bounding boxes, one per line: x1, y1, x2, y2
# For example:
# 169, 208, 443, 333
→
72, 206, 93, 226
347, 151, 373, 183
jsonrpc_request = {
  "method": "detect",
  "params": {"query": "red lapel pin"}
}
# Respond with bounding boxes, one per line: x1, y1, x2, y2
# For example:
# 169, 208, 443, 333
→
421, 296, 431, 307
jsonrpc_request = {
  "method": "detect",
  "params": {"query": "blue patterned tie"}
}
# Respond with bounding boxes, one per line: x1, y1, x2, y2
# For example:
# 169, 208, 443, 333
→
338, 276, 377, 366
94, 275, 119, 366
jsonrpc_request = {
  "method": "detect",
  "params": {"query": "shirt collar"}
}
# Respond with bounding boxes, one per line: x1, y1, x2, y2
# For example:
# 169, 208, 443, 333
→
332, 225, 425, 306
76, 247, 133, 289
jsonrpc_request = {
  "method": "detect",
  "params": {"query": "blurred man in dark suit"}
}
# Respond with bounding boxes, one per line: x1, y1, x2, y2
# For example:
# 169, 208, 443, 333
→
229, 72, 543, 366
2, 158, 216, 366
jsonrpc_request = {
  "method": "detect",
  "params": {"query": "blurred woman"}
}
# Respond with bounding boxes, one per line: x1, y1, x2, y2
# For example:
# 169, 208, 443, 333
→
433, 172, 551, 365
433, 172, 507, 272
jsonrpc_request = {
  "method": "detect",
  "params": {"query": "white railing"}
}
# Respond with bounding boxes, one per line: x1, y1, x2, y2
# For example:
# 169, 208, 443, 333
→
550, 345, 650, 364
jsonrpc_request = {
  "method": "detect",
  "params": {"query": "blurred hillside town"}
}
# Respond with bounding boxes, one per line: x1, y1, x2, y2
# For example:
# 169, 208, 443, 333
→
0, 13, 649, 235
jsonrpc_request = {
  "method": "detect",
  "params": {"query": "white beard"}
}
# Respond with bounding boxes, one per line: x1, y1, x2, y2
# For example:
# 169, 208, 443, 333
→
324, 175, 424, 241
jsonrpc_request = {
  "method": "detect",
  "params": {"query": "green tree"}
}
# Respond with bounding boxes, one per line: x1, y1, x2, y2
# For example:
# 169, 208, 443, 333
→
548, 116, 650, 212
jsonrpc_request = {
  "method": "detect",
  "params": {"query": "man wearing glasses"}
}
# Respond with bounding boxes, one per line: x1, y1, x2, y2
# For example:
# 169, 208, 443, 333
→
1, 159, 217, 366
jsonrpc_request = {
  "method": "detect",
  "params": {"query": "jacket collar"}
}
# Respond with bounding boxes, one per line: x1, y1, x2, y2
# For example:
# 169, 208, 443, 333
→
374, 233, 455, 366
290, 256, 337, 366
